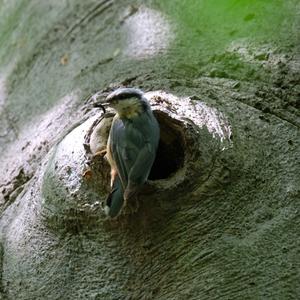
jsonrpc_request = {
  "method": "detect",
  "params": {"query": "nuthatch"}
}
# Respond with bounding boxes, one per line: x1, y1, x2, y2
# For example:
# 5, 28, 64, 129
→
101, 88, 160, 218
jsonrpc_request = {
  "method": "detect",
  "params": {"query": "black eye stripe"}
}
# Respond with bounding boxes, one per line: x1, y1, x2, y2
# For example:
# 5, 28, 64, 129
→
110, 93, 142, 101
141, 101, 148, 110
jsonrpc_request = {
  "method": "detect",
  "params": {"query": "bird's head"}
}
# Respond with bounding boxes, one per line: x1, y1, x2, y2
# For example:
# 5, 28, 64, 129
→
103, 88, 148, 119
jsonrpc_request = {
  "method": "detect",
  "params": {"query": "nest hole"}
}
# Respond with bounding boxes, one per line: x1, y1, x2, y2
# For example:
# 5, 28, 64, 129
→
148, 111, 185, 180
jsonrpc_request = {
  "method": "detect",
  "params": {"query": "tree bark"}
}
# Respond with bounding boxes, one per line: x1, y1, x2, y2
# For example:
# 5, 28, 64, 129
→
0, 1, 299, 299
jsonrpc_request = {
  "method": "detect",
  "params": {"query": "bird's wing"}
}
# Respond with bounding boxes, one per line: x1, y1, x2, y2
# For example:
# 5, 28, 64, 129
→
127, 142, 157, 186
110, 112, 159, 193
109, 118, 129, 189
126, 112, 160, 187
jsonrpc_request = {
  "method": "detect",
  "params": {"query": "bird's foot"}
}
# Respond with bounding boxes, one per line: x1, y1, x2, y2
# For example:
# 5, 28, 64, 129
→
124, 184, 140, 202
123, 198, 139, 215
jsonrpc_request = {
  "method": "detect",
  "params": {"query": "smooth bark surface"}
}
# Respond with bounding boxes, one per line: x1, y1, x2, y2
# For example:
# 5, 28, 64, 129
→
0, 1, 299, 299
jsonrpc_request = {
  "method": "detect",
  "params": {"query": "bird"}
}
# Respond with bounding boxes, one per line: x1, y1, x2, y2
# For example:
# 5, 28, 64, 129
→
101, 88, 160, 218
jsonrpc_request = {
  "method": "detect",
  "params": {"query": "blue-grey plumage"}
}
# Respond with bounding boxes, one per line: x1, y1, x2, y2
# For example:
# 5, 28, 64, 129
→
102, 88, 160, 218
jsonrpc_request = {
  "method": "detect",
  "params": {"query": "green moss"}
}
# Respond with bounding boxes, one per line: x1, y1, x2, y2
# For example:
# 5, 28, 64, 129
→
156, 0, 291, 48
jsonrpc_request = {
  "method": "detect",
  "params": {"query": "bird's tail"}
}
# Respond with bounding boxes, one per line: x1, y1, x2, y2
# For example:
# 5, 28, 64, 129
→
103, 175, 124, 218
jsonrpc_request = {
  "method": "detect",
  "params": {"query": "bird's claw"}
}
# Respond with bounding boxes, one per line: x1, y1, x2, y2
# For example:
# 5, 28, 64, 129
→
124, 184, 139, 202
123, 198, 139, 215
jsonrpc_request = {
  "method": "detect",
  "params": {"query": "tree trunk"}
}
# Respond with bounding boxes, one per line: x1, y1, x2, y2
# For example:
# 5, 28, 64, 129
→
0, 1, 299, 299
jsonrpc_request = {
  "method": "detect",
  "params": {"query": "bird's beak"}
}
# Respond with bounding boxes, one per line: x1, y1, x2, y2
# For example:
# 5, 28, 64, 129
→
101, 94, 115, 105
100, 101, 110, 107
93, 97, 111, 114
95, 96, 112, 107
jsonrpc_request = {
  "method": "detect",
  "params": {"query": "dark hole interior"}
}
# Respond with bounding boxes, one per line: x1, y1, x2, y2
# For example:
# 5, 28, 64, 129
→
148, 112, 185, 180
